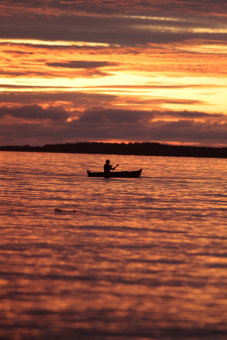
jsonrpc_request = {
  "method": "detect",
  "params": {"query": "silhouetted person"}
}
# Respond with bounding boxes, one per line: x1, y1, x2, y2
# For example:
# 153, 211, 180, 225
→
104, 159, 119, 176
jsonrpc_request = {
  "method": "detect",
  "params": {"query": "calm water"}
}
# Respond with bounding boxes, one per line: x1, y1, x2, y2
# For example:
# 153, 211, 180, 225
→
0, 151, 226, 340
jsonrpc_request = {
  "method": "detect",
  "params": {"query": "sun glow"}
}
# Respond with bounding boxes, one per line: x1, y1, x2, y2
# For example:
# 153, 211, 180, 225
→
1, 70, 227, 114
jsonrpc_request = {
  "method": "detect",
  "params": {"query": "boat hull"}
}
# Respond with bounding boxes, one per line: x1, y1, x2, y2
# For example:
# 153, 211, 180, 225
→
87, 169, 142, 178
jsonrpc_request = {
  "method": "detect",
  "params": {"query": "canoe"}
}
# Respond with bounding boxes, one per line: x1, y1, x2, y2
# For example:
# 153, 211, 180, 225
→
87, 169, 142, 178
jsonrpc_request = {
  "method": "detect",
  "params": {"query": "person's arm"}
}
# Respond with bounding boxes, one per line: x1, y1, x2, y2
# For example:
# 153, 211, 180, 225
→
112, 164, 119, 170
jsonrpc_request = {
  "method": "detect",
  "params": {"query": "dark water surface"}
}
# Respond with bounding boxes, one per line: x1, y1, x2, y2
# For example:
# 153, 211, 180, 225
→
0, 152, 226, 339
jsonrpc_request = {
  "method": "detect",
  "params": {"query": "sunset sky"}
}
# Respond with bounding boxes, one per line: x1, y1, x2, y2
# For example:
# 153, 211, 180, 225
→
0, 0, 227, 146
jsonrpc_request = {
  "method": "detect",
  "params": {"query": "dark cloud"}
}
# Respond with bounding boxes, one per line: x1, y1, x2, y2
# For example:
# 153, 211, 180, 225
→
46, 61, 118, 69
1, 0, 227, 48
1, 0, 227, 17
62, 108, 227, 147
1, 10, 226, 47
0, 91, 117, 109
1, 106, 226, 146
1, 115, 226, 147
79, 108, 225, 124
146, 119, 227, 144
0, 105, 69, 121
80, 109, 150, 123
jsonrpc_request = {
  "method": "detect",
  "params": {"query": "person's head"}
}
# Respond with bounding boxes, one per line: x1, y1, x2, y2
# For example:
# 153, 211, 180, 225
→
106, 159, 110, 164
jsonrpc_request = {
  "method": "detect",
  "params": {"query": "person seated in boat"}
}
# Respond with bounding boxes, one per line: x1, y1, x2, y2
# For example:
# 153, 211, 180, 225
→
104, 159, 118, 175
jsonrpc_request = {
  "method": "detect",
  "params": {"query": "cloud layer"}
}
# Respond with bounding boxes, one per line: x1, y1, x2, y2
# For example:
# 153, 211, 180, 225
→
0, 104, 226, 146
0, 0, 226, 146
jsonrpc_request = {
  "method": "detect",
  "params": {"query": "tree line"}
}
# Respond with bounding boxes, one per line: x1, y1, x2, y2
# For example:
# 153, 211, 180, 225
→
0, 142, 227, 158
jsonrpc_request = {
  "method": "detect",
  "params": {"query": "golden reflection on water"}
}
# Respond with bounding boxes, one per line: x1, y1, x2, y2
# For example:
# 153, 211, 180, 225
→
0, 152, 226, 339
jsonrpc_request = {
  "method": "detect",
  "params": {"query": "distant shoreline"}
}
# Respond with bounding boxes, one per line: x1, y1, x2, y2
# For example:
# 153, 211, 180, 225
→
0, 142, 226, 159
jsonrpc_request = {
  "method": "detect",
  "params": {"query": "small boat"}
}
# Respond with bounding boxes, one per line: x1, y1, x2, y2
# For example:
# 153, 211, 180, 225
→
87, 169, 142, 178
